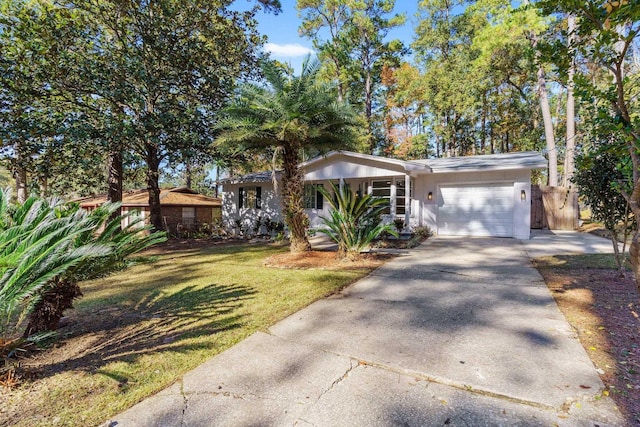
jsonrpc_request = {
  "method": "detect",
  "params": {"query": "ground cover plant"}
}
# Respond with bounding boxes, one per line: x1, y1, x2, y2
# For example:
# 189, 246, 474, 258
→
534, 254, 640, 424
0, 241, 383, 427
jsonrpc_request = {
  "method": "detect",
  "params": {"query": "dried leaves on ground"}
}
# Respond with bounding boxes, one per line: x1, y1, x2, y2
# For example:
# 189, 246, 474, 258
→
534, 255, 640, 425
264, 250, 393, 270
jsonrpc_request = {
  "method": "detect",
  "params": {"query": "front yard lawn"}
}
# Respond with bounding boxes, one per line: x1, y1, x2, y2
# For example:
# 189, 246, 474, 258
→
0, 242, 385, 427
534, 254, 640, 424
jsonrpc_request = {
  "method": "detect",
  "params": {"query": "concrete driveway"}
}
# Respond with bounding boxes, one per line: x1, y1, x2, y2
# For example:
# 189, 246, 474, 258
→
109, 234, 624, 426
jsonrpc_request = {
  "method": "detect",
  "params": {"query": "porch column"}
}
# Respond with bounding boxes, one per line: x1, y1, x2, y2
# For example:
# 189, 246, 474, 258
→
339, 178, 344, 193
390, 180, 396, 216
405, 174, 411, 231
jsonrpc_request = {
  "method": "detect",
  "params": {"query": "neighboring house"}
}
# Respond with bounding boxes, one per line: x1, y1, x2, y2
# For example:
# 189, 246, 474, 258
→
221, 150, 547, 239
78, 186, 222, 235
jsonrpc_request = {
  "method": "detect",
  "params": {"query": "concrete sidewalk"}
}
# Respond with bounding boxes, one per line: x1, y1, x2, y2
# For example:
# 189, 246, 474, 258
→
107, 235, 624, 427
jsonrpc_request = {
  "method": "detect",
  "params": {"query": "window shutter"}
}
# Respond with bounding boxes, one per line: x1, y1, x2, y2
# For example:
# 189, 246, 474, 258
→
316, 185, 323, 210
238, 187, 244, 209
256, 186, 262, 209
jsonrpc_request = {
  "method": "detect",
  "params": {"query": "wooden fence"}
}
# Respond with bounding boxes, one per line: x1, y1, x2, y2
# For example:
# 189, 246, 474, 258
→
531, 185, 579, 230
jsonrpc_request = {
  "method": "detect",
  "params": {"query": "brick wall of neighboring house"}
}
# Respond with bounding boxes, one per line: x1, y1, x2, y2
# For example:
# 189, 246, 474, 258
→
196, 207, 213, 225
160, 206, 221, 235
160, 206, 184, 234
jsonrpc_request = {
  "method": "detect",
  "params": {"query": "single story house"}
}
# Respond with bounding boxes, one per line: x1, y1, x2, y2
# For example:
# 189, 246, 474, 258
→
78, 186, 222, 235
221, 151, 547, 239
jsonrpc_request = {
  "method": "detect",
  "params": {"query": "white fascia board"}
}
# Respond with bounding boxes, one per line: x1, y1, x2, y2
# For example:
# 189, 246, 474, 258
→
302, 150, 432, 174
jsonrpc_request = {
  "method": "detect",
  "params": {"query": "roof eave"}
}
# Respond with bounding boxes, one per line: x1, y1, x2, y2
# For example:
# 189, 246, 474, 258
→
431, 163, 548, 174
302, 150, 432, 174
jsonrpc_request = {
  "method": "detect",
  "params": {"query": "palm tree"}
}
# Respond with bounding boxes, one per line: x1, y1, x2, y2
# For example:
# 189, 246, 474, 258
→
216, 58, 359, 252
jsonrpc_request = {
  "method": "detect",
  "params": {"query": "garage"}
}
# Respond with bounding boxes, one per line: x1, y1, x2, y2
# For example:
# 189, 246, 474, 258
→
437, 183, 514, 237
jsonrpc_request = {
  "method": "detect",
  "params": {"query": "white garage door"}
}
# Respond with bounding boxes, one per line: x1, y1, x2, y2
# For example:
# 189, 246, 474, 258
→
437, 183, 514, 237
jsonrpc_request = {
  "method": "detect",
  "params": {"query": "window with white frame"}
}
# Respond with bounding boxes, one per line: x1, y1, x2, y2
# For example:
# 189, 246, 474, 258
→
371, 180, 391, 214
238, 186, 261, 210
371, 178, 413, 216
128, 207, 144, 228
182, 207, 195, 226
395, 179, 413, 216
303, 184, 324, 209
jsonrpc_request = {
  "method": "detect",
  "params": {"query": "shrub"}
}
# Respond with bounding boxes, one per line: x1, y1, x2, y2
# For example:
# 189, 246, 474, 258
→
412, 225, 433, 239
393, 218, 405, 233
318, 182, 398, 259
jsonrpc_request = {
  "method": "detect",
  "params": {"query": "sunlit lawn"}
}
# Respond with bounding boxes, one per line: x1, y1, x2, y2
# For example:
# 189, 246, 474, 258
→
3, 242, 379, 427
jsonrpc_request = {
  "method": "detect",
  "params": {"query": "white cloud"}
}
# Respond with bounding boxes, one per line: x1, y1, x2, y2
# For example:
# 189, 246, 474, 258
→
264, 43, 314, 57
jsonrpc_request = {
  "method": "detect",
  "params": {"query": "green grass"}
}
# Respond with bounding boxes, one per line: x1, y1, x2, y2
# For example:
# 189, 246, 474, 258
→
4, 243, 378, 427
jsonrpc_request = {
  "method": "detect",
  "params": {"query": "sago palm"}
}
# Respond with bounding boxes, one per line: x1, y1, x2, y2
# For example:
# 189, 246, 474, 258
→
216, 58, 359, 253
0, 190, 164, 339
317, 182, 398, 259
23, 202, 166, 335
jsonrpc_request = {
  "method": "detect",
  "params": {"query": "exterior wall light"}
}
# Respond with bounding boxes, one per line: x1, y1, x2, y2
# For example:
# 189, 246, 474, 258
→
428, 191, 433, 201
521, 189, 526, 201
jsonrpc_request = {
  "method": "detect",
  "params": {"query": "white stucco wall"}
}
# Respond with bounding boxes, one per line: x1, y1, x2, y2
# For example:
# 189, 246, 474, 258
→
416, 169, 532, 239
222, 182, 282, 232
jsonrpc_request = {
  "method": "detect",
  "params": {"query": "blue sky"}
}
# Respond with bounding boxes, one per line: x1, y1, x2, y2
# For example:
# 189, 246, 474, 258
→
253, 0, 421, 71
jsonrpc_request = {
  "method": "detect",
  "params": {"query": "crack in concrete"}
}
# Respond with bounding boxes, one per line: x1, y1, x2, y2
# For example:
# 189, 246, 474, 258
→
315, 359, 359, 403
184, 389, 285, 402
343, 357, 559, 412
179, 380, 187, 427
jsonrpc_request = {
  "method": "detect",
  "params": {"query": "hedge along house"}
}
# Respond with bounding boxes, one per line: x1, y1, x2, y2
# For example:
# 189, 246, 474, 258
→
78, 186, 222, 235
221, 151, 547, 239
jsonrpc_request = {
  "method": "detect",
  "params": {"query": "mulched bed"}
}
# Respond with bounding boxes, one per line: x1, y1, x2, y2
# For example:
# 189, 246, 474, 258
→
534, 261, 640, 424
264, 250, 393, 270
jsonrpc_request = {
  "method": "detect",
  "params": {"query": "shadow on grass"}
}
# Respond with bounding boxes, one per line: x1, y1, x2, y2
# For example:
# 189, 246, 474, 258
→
79, 243, 282, 308
28, 282, 256, 380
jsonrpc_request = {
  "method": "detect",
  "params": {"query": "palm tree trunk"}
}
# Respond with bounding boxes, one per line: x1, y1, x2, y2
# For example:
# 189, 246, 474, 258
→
281, 145, 310, 253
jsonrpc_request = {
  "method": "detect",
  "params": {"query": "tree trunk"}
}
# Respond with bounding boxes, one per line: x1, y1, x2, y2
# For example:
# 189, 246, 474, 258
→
365, 69, 374, 154
24, 279, 82, 337
537, 64, 558, 186
281, 144, 310, 253
185, 161, 192, 188
532, 34, 558, 186
145, 141, 163, 232
107, 150, 123, 220
214, 165, 220, 198
630, 231, 640, 287
14, 147, 28, 203
564, 14, 577, 187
